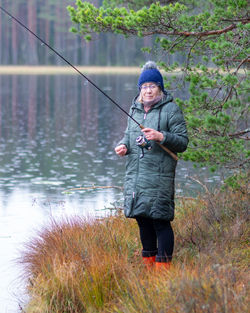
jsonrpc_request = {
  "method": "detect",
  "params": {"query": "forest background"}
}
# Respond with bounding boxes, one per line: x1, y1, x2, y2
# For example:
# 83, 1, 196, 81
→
0, 0, 155, 66
1, 0, 248, 171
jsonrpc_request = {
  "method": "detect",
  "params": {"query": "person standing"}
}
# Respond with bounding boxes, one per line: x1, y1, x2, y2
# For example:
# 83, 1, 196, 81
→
115, 61, 188, 270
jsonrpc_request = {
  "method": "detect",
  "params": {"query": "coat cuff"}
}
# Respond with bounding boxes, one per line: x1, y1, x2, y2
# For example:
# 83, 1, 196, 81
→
159, 131, 167, 145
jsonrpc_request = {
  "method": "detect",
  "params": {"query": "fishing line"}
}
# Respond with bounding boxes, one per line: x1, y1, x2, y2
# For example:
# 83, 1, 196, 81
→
0, 6, 140, 126
0, 6, 178, 160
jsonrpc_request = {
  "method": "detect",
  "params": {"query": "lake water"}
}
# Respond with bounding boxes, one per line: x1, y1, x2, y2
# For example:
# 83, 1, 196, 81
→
0, 72, 223, 312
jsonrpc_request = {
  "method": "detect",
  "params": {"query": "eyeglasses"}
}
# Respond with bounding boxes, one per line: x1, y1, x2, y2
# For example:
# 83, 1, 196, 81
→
141, 84, 158, 90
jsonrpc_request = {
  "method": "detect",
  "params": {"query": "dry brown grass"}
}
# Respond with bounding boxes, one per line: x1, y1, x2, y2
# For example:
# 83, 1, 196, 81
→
20, 176, 249, 313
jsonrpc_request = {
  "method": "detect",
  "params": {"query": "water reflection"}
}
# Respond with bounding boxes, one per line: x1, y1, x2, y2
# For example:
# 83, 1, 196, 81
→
4, 76, 223, 194
0, 73, 223, 213
1, 75, 127, 193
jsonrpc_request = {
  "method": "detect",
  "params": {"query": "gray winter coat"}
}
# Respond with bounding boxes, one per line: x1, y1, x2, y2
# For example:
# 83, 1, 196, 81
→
118, 91, 188, 221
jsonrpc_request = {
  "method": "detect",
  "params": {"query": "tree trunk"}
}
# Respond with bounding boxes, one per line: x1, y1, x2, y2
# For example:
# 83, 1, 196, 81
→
11, 2, 18, 64
27, 0, 38, 64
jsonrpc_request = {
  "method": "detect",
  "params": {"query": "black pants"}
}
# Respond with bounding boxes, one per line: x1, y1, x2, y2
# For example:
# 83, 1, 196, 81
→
136, 216, 174, 262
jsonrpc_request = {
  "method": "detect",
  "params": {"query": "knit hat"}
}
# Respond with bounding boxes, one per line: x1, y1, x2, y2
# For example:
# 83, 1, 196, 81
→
138, 61, 164, 92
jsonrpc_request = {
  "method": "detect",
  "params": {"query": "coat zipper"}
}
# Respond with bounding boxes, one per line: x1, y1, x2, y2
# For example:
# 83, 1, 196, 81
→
132, 110, 148, 203
131, 109, 148, 205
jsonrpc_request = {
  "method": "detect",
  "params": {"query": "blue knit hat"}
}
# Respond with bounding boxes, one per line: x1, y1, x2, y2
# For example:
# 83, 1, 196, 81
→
138, 61, 164, 92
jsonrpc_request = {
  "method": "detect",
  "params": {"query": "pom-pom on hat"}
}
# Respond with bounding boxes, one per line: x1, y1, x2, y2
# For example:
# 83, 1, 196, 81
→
138, 61, 164, 92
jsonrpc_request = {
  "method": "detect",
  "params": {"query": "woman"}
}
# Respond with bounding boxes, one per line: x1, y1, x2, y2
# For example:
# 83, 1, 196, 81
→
115, 61, 188, 270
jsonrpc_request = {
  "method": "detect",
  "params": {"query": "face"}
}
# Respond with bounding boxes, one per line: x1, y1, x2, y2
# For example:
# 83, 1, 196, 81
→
140, 82, 161, 103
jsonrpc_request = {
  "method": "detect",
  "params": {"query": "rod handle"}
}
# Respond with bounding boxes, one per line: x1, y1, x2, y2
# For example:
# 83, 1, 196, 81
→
139, 124, 178, 161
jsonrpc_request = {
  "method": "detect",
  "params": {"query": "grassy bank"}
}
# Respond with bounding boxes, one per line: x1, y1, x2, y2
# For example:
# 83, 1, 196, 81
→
20, 176, 249, 313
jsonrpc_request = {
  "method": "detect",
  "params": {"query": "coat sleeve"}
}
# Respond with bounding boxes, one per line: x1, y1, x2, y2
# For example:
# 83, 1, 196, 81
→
160, 104, 189, 153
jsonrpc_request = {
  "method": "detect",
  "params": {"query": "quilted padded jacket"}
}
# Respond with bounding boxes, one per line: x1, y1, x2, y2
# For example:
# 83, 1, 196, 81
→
118, 91, 188, 221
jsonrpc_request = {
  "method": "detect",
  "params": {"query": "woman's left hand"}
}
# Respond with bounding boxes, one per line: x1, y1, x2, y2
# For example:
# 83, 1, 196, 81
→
141, 128, 164, 142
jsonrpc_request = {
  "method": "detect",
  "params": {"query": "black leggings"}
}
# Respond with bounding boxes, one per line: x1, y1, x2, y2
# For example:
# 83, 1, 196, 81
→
136, 216, 174, 262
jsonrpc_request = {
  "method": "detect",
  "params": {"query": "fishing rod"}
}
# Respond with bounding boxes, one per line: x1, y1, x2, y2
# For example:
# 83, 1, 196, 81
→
0, 6, 178, 161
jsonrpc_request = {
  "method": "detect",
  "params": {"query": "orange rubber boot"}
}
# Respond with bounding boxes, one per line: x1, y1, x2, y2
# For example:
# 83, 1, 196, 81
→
155, 261, 171, 271
142, 256, 156, 269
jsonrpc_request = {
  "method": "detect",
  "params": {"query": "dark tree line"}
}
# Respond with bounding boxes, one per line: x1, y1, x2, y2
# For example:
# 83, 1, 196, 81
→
0, 0, 156, 65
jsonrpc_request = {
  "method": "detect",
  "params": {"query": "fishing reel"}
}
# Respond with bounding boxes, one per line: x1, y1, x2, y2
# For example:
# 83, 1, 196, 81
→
136, 135, 152, 159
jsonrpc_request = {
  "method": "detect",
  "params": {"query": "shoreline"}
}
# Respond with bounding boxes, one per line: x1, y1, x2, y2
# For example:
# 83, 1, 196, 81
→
0, 65, 141, 75
0, 65, 246, 75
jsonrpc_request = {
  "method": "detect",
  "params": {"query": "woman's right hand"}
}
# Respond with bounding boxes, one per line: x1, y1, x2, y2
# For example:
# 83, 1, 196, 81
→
115, 144, 127, 156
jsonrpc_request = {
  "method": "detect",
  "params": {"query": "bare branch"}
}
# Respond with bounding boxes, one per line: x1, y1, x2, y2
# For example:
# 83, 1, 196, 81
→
235, 56, 250, 73
221, 17, 250, 23
185, 36, 201, 69
229, 128, 250, 138
187, 176, 211, 194
219, 85, 234, 110
63, 185, 123, 193
168, 35, 188, 51
225, 158, 250, 169
142, 23, 243, 37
